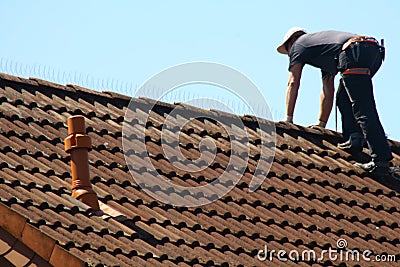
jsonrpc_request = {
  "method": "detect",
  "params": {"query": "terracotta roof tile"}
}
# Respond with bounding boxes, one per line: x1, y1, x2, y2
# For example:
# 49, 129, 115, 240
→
3, 240, 33, 266
1, 227, 52, 267
1, 73, 400, 266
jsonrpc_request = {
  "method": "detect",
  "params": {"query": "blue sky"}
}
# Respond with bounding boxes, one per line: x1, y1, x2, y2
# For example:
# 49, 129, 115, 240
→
1, 0, 399, 140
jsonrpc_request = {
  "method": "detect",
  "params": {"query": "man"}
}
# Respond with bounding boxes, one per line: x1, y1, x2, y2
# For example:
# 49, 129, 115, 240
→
277, 27, 392, 175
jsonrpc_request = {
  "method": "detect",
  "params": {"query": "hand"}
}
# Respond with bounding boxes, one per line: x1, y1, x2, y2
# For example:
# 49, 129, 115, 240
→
310, 120, 327, 128
308, 124, 325, 133
309, 125, 323, 129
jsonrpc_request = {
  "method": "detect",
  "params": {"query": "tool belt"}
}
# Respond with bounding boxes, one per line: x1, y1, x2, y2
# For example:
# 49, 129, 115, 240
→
341, 36, 385, 76
342, 68, 371, 75
342, 36, 379, 51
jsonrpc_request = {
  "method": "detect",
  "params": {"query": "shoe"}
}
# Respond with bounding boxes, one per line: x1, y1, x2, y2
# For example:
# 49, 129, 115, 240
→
354, 161, 390, 176
338, 138, 363, 153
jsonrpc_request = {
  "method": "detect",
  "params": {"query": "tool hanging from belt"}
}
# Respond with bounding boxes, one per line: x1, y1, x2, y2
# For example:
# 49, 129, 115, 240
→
341, 36, 385, 76
380, 39, 385, 61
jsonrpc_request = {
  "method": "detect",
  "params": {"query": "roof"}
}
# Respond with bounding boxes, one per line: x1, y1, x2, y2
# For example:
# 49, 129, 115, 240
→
0, 72, 399, 266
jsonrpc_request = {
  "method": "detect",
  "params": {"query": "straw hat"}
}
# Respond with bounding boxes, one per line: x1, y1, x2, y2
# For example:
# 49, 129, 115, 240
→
277, 27, 307, 54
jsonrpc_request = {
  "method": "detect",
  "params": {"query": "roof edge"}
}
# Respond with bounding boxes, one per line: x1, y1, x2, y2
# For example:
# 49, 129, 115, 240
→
0, 202, 85, 267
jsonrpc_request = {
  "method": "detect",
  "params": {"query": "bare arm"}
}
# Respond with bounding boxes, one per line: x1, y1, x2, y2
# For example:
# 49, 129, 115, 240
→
318, 75, 335, 124
285, 63, 304, 122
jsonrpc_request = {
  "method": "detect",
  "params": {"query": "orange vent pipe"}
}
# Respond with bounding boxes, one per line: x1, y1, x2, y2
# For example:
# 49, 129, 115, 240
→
64, 115, 100, 210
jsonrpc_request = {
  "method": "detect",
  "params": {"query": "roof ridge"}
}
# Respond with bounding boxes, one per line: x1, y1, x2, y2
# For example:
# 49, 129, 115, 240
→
0, 71, 374, 141
0, 72, 115, 100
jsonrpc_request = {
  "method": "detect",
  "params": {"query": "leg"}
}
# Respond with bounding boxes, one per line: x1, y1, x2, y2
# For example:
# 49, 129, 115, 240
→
341, 74, 392, 162
336, 78, 363, 140
336, 79, 364, 152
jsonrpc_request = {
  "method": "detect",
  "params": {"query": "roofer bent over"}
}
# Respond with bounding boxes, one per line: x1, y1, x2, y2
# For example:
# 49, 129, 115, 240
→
277, 27, 392, 175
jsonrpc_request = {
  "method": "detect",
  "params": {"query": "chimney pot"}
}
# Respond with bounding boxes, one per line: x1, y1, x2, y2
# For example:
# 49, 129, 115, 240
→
67, 115, 86, 135
65, 115, 99, 210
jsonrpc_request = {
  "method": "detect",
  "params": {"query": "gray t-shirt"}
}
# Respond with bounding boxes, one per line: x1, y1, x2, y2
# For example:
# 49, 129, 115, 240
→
289, 30, 356, 77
